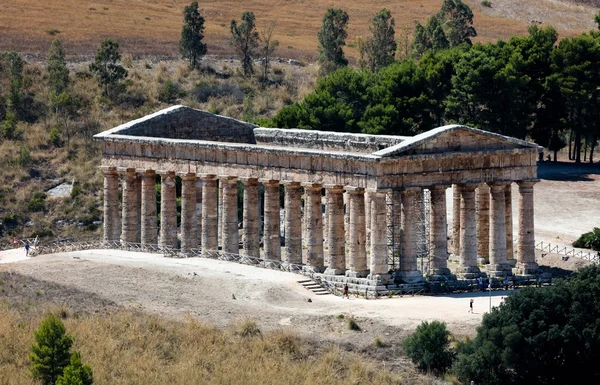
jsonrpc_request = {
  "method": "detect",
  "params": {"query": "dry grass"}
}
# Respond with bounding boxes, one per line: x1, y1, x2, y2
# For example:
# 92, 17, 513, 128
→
0, 0, 596, 59
0, 271, 436, 385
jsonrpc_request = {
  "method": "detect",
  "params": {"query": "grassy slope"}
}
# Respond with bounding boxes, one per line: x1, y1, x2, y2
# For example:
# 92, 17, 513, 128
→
0, 0, 597, 59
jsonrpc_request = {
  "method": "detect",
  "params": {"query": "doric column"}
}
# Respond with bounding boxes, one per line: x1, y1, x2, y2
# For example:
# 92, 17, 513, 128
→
505, 184, 515, 265
262, 180, 281, 261
180, 173, 197, 253
458, 184, 480, 276
346, 187, 368, 277
140, 170, 157, 247
218, 182, 223, 248
158, 171, 177, 249
387, 190, 402, 269
399, 187, 424, 282
242, 178, 260, 258
324, 185, 345, 275
102, 167, 120, 242
430, 186, 451, 275
201, 175, 218, 252
284, 182, 302, 264
120, 168, 140, 244
368, 191, 389, 283
477, 183, 490, 264
488, 182, 511, 276
221, 176, 239, 255
134, 175, 142, 243
517, 180, 539, 275
195, 177, 203, 248
452, 184, 461, 255
303, 183, 324, 271
364, 192, 372, 254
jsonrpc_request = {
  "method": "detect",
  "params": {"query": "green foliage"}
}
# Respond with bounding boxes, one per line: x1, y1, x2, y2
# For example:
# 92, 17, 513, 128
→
17, 145, 31, 166
56, 352, 93, 385
47, 39, 69, 97
595, 11, 600, 30
453, 265, 600, 384
29, 313, 74, 385
89, 39, 128, 100
70, 182, 82, 200
481, 0, 492, 8
2, 51, 24, 112
374, 337, 384, 347
410, 16, 449, 59
230, 12, 260, 77
439, 0, 477, 47
317, 8, 349, 76
260, 20, 279, 81
158, 80, 179, 103
347, 317, 361, 331
359, 9, 396, 71
1, 110, 18, 139
180, 1, 207, 70
403, 320, 454, 374
573, 227, 600, 251
49, 125, 63, 147
28, 192, 47, 212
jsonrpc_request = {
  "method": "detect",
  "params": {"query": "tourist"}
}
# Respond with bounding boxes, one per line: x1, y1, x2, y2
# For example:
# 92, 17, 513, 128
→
503, 277, 509, 291
343, 283, 349, 299
469, 299, 474, 313
25, 242, 30, 257
33, 235, 39, 248
13, 236, 19, 248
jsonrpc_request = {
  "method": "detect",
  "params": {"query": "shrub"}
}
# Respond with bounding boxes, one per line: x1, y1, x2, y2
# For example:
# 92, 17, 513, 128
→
195, 82, 243, 103
2, 110, 18, 139
235, 319, 261, 337
403, 320, 454, 374
28, 192, 47, 212
347, 317, 361, 331
49, 126, 63, 147
56, 352, 93, 385
573, 227, 600, 251
17, 145, 32, 166
30, 314, 74, 385
374, 337, 384, 347
481, 0, 492, 7
158, 80, 179, 103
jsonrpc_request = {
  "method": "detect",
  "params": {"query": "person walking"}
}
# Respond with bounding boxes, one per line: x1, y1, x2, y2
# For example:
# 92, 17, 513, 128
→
343, 283, 349, 299
468, 299, 474, 313
24, 242, 30, 257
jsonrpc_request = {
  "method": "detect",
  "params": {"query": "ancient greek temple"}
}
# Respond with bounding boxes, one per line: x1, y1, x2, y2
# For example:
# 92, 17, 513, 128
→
94, 105, 541, 288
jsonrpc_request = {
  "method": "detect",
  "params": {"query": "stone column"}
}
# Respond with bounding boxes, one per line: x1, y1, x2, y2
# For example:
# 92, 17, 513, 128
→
505, 184, 515, 265
218, 182, 223, 248
120, 168, 139, 244
364, 192, 372, 255
262, 180, 281, 261
517, 181, 539, 275
303, 183, 324, 271
324, 185, 345, 275
368, 191, 389, 283
140, 170, 158, 247
180, 173, 197, 253
477, 183, 490, 264
242, 178, 260, 258
430, 186, 451, 275
195, 177, 203, 248
284, 182, 302, 264
458, 184, 480, 277
102, 167, 120, 242
134, 175, 142, 243
488, 183, 511, 276
346, 187, 368, 277
399, 187, 424, 283
221, 177, 239, 255
388, 190, 402, 269
158, 171, 177, 249
452, 184, 461, 255
201, 175, 218, 252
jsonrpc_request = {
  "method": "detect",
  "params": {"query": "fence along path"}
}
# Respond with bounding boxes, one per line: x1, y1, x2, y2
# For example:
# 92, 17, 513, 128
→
536, 241, 600, 264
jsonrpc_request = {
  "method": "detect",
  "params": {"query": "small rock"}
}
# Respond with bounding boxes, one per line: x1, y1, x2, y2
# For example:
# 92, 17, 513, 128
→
232, 294, 236, 300
193, 272, 197, 276
307, 298, 312, 303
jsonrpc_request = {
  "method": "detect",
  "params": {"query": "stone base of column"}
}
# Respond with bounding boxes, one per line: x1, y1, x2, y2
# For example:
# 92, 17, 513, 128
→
324, 267, 346, 276
396, 270, 425, 284
507, 259, 517, 267
516, 262, 539, 275
367, 273, 391, 285
477, 256, 490, 265
345, 270, 369, 278
455, 265, 482, 279
486, 263, 513, 277
302, 265, 325, 274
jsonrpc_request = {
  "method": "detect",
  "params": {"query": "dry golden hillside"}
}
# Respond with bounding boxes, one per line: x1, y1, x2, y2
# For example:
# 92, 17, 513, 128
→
0, 0, 598, 59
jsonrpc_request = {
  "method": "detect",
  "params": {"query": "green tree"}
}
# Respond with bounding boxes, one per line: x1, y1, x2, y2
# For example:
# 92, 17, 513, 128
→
51, 91, 75, 148
573, 227, 600, 251
2, 51, 24, 113
29, 314, 74, 385
180, 1, 207, 70
89, 39, 128, 100
317, 8, 349, 76
1, 109, 18, 139
47, 39, 69, 97
595, 11, 600, 29
56, 352, 93, 385
260, 20, 279, 81
410, 16, 449, 59
454, 265, 600, 385
439, 0, 477, 47
403, 320, 455, 374
362, 9, 396, 71
230, 11, 260, 77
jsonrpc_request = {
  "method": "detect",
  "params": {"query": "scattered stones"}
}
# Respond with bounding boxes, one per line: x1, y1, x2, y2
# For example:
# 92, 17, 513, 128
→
306, 298, 312, 303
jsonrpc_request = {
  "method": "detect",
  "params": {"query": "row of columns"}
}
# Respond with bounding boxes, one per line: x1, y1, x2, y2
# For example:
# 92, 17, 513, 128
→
103, 167, 538, 280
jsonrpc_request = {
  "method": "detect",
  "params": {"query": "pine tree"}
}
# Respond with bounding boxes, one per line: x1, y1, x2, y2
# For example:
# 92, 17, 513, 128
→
230, 12, 260, 77
438, 0, 477, 47
47, 39, 69, 97
89, 39, 127, 100
56, 352, 93, 385
317, 8, 349, 76
29, 314, 74, 385
180, 1, 207, 69
367, 9, 396, 71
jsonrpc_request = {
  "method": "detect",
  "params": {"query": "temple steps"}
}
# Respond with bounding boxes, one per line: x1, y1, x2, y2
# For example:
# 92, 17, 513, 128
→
298, 279, 330, 295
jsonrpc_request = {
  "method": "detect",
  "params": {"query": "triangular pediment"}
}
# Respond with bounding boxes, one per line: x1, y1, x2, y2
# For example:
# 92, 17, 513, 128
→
373, 125, 541, 157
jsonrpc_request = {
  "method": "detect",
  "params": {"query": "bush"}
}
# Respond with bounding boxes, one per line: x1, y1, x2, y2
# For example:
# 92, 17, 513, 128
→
56, 352, 93, 385
481, 0, 492, 7
1, 110, 18, 139
158, 80, 179, 103
196, 82, 244, 103
28, 192, 47, 212
347, 317, 361, 331
235, 319, 261, 337
49, 126, 63, 147
403, 320, 454, 374
30, 314, 74, 385
17, 145, 32, 166
573, 227, 600, 251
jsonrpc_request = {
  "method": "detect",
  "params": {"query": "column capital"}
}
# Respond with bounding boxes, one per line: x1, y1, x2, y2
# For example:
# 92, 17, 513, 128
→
157, 170, 176, 177
429, 185, 449, 192
366, 189, 388, 197
177, 172, 197, 181
323, 184, 344, 192
139, 169, 156, 176
517, 180, 539, 188
259, 179, 279, 187
240, 177, 259, 185
487, 181, 510, 189
199, 174, 217, 180
282, 181, 302, 188
302, 182, 322, 191
117, 167, 137, 175
458, 183, 478, 192
401, 186, 422, 195
100, 166, 118, 175
219, 176, 238, 184
345, 186, 365, 194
